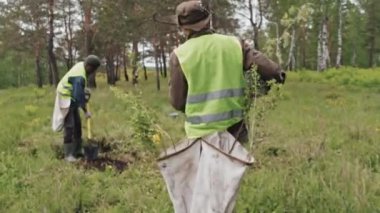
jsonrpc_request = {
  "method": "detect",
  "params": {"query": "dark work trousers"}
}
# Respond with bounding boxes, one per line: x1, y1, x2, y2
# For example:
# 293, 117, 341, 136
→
63, 107, 82, 144
227, 120, 248, 143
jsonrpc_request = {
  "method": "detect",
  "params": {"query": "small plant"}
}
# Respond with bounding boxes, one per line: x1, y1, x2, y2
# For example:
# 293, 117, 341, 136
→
24, 105, 38, 116
244, 66, 284, 149
110, 87, 159, 147
33, 88, 47, 100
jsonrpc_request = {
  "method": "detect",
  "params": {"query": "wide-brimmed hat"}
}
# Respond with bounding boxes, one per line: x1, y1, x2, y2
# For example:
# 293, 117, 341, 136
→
175, 1, 211, 31
85, 55, 101, 68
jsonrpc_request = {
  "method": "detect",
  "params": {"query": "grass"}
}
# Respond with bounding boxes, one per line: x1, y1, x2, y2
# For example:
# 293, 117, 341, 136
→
0, 69, 379, 212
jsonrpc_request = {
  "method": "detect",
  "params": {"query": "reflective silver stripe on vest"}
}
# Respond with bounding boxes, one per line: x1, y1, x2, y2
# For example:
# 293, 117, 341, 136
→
187, 88, 244, 104
187, 109, 243, 124
58, 92, 71, 98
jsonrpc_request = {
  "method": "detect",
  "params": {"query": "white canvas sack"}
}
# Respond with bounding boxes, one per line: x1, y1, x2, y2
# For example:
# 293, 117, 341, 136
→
52, 93, 71, 132
158, 131, 254, 213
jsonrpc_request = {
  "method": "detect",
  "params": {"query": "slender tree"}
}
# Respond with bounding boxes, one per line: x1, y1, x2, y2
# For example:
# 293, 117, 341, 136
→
79, 0, 96, 87
335, 0, 344, 68
47, 0, 59, 86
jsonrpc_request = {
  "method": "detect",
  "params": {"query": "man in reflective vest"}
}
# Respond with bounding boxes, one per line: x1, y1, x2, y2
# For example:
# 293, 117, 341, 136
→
160, 2, 286, 211
53, 55, 101, 162
169, 1, 286, 141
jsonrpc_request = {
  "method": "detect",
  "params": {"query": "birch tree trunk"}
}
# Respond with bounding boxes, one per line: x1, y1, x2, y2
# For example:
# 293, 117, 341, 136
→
318, 17, 329, 71
323, 18, 330, 68
208, 0, 213, 29
301, 26, 307, 68
286, 26, 296, 71
335, 0, 344, 68
273, 22, 282, 66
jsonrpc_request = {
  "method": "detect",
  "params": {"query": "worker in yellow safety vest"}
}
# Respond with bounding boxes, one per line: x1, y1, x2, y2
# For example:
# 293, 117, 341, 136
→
52, 55, 101, 162
169, 1, 286, 141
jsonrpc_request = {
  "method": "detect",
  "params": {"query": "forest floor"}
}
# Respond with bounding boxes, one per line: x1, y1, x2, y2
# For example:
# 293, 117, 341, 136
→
0, 68, 379, 212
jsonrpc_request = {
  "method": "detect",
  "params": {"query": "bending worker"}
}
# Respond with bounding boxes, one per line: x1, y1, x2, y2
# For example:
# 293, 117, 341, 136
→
52, 55, 101, 162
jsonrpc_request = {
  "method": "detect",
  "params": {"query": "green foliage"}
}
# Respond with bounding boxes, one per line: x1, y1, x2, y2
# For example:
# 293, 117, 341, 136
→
0, 52, 35, 89
110, 87, 158, 148
245, 66, 284, 148
293, 67, 380, 88
1, 66, 380, 211
235, 69, 380, 212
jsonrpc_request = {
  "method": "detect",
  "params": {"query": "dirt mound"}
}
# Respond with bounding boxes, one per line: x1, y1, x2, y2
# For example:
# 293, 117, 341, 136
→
52, 137, 137, 172
79, 157, 129, 172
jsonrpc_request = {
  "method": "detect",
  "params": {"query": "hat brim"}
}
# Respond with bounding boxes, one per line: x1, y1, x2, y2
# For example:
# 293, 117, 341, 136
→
153, 13, 177, 26
179, 15, 211, 31
152, 13, 211, 32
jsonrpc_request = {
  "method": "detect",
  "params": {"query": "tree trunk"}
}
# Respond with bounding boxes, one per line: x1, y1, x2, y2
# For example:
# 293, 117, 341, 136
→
208, 0, 213, 29
368, 35, 375, 67
123, 46, 129, 81
335, 0, 343, 68
273, 22, 282, 65
301, 27, 307, 68
63, 0, 74, 69
366, 1, 377, 67
247, 0, 263, 50
142, 43, 148, 80
351, 51, 357, 67
48, 59, 53, 85
35, 42, 43, 88
143, 64, 148, 80
158, 52, 163, 77
154, 45, 160, 91
318, 16, 329, 72
82, 0, 96, 87
115, 54, 120, 81
323, 18, 331, 68
286, 26, 296, 71
253, 26, 260, 50
132, 40, 139, 85
160, 42, 167, 78
47, 0, 59, 86
106, 54, 116, 85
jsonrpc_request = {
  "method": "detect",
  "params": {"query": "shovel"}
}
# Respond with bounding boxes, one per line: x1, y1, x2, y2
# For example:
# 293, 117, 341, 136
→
86, 103, 92, 140
84, 103, 99, 161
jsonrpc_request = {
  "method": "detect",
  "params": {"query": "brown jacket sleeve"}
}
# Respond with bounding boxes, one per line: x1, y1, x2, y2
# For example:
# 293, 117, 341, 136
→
241, 40, 286, 83
169, 52, 187, 112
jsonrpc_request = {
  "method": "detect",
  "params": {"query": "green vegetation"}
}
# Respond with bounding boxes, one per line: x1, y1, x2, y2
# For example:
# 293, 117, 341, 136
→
0, 68, 379, 212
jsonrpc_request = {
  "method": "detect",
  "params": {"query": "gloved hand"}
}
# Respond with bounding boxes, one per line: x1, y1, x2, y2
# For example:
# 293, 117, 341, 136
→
85, 111, 92, 119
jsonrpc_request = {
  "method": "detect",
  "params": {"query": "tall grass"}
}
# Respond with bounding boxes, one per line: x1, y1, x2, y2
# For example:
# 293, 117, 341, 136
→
293, 67, 380, 89
0, 68, 379, 212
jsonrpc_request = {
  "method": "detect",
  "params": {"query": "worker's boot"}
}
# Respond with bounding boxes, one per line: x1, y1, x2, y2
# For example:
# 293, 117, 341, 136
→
74, 138, 84, 158
64, 143, 78, 162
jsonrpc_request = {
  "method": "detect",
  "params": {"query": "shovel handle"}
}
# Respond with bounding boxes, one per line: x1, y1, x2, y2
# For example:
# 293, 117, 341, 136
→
87, 103, 92, 140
